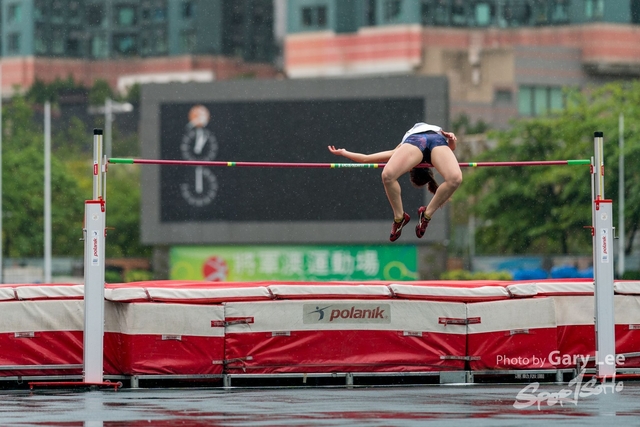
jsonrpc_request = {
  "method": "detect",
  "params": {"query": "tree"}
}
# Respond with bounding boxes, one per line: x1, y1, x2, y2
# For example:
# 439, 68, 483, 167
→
104, 164, 152, 258
63, 146, 151, 258
2, 86, 149, 260
88, 79, 114, 106
455, 81, 640, 255
26, 76, 88, 104
2, 95, 85, 257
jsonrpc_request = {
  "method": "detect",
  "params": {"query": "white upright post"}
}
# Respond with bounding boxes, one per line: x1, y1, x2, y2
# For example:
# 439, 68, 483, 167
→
592, 131, 616, 378
618, 114, 625, 278
44, 101, 52, 283
83, 128, 106, 383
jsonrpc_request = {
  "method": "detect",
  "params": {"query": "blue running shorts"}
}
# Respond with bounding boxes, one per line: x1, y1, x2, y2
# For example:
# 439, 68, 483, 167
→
402, 131, 448, 163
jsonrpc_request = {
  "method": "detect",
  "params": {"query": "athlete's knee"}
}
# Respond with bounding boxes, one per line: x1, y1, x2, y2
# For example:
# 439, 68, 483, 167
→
446, 171, 463, 189
381, 169, 398, 185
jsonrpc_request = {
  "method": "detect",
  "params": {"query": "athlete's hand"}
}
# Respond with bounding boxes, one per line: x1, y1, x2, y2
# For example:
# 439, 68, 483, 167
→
442, 131, 457, 151
328, 146, 347, 156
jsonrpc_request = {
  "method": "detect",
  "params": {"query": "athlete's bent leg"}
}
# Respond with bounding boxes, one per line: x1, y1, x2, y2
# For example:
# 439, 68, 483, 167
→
424, 146, 462, 219
381, 144, 423, 220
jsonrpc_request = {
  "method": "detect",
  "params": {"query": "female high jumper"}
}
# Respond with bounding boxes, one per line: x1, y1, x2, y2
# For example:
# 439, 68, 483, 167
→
328, 122, 461, 242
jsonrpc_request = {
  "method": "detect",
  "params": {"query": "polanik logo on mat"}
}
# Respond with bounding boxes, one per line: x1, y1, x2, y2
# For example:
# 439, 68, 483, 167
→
303, 304, 391, 324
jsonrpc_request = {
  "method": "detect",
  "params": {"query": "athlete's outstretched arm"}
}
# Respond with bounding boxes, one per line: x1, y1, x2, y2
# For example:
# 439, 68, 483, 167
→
328, 145, 398, 163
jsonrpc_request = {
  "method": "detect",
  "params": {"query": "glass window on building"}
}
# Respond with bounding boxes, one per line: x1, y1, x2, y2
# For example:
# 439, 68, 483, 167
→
301, 5, 327, 28
141, 0, 150, 21
113, 34, 138, 56
91, 34, 108, 58
35, 30, 47, 54
518, 86, 532, 116
52, 0, 64, 24
182, 1, 194, 19
518, 85, 564, 116
549, 87, 563, 110
180, 29, 196, 52
52, 29, 65, 54
533, 86, 548, 115
154, 29, 167, 54
117, 6, 137, 27
364, 0, 376, 26
140, 34, 150, 55
8, 3, 22, 24
585, 0, 604, 20
500, 0, 532, 27
473, 1, 494, 26
153, 5, 166, 22
68, 1, 82, 23
66, 37, 81, 57
7, 33, 20, 54
421, 0, 451, 26
34, 0, 46, 21
384, 0, 402, 22
530, 0, 550, 25
550, 0, 569, 23
87, 4, 106, 27
633, 0, 640, 24
494, 88, 513, 104
451, 0, 467, 26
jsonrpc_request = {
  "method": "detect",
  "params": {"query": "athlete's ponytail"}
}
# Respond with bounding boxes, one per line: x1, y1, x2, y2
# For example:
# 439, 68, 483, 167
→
409, 167, 439, 195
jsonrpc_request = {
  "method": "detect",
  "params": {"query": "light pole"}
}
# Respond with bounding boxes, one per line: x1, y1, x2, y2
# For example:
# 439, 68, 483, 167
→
619, 113, 625, 278
88, 98, 134, 159
44, 101, 51, 283
0, 62, 3, 283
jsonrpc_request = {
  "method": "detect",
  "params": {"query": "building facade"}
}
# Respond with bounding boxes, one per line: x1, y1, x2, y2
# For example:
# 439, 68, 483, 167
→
285, 0, 640, 127
0, 0, 280, 93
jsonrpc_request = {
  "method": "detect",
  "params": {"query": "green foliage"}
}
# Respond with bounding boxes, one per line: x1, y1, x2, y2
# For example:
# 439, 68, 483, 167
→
124, 84, 141, 104
470, 271, 513, 280
455, 81, 640, 255
622, 271, 640, 280
452, 113, 490, 135
104, 165, 152, 258
88, 79, 114, 106
124, 269, 154, 283
54, 116, 92, 157
440, 269, 473, 280
2, 95, 85, 257
105, 269, 123, 283
0, 93, 147, 260
25, 76, 128, 107
26, 76, 88, 104
440, 269, 512, 280
64, 161, 150, 258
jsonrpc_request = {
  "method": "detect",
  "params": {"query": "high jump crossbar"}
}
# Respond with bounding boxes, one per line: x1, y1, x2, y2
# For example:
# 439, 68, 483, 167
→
108, 158, 590, 168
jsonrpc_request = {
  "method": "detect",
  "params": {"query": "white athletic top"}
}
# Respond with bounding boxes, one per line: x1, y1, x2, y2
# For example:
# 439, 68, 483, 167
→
401, 122, 442, 143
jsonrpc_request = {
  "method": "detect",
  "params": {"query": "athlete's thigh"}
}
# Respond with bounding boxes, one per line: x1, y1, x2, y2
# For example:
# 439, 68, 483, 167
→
429, 146, 462, 181
383, 144, 424, 180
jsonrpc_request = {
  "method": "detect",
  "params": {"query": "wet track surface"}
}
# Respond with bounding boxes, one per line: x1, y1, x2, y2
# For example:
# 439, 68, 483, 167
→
2, 383, 640, 426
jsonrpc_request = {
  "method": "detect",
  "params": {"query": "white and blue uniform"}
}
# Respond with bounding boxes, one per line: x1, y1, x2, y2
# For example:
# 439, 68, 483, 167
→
400, 122, 448, 163
401, 122, 443, 143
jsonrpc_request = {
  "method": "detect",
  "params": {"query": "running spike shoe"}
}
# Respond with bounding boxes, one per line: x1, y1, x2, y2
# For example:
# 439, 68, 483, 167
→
415, 206, 431, 238
390, 212, 410, 242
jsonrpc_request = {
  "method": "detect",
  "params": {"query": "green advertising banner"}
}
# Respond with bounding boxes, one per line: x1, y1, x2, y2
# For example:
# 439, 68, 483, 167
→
170, 245, 418, 281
